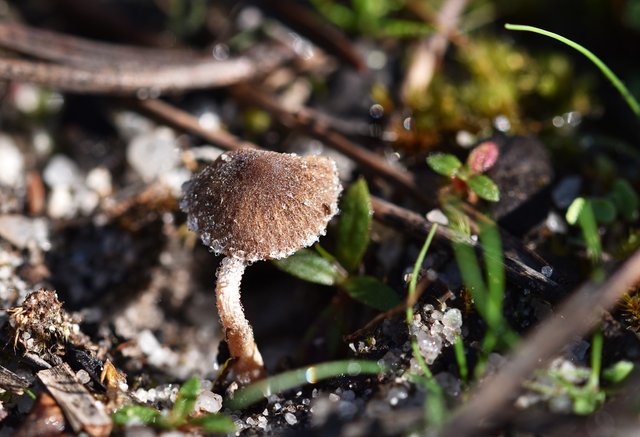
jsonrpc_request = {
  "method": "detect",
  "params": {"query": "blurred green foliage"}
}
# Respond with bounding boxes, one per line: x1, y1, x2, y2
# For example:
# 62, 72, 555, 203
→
113, 377, 235, 433
310, 0, 432, 38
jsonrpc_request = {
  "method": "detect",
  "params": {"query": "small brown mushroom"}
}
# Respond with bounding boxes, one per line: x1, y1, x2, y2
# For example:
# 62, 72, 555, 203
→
182, 149, 341, 383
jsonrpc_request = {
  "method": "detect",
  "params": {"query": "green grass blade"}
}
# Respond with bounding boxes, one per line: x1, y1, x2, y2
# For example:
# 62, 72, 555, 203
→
505, 23, 640, 118
406, 224, 447, 427
224, 360, 383, 410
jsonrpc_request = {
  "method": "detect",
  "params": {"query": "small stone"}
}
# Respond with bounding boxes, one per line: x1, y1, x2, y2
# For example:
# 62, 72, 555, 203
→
127, 127, 180, 183
43, 155, 81, 188
552, 176, 582, 209
0, 215, 50, 251
85, 167, 113, 197
75, 369, 91, 384
195, 390, 223, 413
284, 412, 297, 425
47, 186, 76, 219
0, 135, 24, 187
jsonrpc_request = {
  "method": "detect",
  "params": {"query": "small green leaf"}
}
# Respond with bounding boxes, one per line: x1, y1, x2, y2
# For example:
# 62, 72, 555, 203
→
610, 178, 639, 221
341, 276, 400, 311
113, 405, 161, 426
572, 390, 605, 415
467, 174, 500, 202
566, 197, 586, 225
164, 376, 200, 426
426, 153, 462, 177
566, 198, 602, 261
603, 360, 634, 383
336, 178, 372, 273
188, 414, 236, 433
273, 249, 342, 285
590, 198, 617, 223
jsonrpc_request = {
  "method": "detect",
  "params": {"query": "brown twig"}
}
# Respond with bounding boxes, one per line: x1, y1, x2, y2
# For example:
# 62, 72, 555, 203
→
370, 196, 559, 295
0, 21, 294, 95
401, 0, 469, 103
441, 249, 640, 436
0, 21, 198, 68
128, 99, 258, 151
260, 0, 367, 72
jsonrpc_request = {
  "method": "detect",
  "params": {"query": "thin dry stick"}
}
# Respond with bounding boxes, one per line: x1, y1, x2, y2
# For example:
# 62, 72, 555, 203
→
0, 21, 199, 68
261, 0, 366, 72
129, 99, 258, 151
401, 0, 468, 102
0, 44, 292, 95
370, 196, 558, 295
231, 84, 432, 206
441, 248, 640, 436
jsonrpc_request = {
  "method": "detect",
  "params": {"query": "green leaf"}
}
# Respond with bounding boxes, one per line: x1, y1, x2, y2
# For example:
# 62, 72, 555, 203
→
164, 376, 200, 426
336, 178, 372, 272
566, 197, 586, 225
113, 405, 161, 426
467, 175, 500, 202
341, 276, 400, 311
188, 414, 236, 433
603, 360, 634, 383
572, 389, 605, 415
426, 153, 462, 177
273, 249, 342, 286
225, 360, 383, 410
610, 178, 639, 221
566, 198, 602, 261
590, 198, 617, 223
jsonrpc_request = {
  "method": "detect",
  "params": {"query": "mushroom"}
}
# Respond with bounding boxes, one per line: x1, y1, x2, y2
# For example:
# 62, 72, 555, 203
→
181, 149, 342, 383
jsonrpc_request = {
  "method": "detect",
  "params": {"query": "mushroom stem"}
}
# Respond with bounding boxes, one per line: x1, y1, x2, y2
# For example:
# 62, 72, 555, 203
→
215, 256, 265, 382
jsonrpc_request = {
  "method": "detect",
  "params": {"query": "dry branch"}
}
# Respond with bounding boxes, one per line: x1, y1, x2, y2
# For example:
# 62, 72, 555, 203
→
37, 363, 112, 437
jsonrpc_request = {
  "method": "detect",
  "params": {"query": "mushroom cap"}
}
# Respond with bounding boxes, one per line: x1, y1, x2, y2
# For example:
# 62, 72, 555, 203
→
182, 149, 342, 262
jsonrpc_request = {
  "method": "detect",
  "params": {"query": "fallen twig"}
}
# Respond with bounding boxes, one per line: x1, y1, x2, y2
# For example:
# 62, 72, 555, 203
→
401, 0, 468, 102
38, 363, 112, 437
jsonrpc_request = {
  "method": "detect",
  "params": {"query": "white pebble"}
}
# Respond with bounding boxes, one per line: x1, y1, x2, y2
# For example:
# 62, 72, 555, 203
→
284, 412, 297, 425
0, 135, 24, 187
43, 154, 81, 188
86, 167, 112, 197
127, 127, 180, 182
195, 390, 222, 413
48, 186, 76, 219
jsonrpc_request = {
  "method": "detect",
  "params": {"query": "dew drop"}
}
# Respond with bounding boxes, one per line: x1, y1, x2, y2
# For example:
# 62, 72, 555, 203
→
369, 103, 384, 119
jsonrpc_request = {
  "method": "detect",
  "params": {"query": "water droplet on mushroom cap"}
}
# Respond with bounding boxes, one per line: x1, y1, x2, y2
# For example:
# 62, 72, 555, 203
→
182, 149, 342, 262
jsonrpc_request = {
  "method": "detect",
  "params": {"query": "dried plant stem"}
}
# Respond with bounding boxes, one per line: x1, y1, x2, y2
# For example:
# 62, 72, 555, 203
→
442, 248, 640, 436
130, 99, 258, 151
0, 21, 198, 68
0, 48, 291, 95
401, 0, 468, 102
216, 257, 264, 383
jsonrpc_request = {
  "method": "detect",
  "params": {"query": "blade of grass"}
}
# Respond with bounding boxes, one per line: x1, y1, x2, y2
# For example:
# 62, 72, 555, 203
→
224, 360, 383, 410
505, 23, 640, 118
454, 337, 468, 387
406, 224, 447, 428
